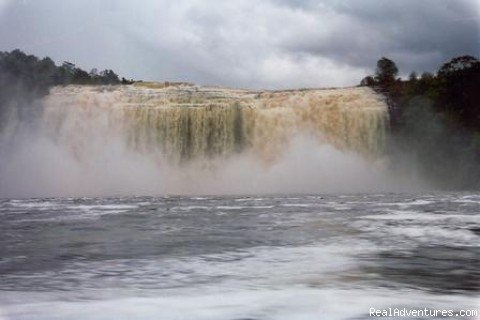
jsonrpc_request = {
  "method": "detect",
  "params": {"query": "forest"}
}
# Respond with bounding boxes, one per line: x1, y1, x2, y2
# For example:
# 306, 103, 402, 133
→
361, 55, 480, 188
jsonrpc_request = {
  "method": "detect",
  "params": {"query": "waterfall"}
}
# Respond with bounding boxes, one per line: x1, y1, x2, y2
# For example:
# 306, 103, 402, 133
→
0, 83, 396, 197
42, 84, 388, 163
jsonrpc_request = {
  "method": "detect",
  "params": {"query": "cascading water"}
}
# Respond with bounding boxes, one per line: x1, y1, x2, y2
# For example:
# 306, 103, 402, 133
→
42, 84, 388, 162
0, 83, 399, 197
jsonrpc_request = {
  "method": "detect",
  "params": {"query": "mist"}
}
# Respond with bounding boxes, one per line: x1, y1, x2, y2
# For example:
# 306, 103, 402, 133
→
0, 80, 430, 198
0, 112, 422, 198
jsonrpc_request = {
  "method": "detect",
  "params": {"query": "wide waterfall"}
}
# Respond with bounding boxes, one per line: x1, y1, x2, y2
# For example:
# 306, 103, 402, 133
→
42, 83, 388, 162
1, 83, 399, 197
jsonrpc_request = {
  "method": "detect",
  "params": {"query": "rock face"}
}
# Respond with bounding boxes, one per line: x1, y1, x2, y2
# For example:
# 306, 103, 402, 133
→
42, 83, 389, 163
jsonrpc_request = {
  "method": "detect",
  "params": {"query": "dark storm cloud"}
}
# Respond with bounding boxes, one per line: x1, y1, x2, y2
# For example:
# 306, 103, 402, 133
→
0, 0, 478, 88
281, 0, 479, 75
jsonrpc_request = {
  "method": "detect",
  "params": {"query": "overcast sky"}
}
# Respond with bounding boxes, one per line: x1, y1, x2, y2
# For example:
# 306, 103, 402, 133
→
0, 0, 478, 89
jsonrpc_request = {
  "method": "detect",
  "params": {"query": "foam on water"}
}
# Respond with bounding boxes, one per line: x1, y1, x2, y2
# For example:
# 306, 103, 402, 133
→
1, 287, 478, 320
0, 194, 478, 319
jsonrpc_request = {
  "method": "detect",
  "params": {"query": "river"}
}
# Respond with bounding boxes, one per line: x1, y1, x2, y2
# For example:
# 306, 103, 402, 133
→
0, 193, 478, 319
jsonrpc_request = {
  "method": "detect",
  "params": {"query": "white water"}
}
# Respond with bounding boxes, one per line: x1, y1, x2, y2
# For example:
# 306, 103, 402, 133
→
0, 84, 421, 198
0, 194, 478, 319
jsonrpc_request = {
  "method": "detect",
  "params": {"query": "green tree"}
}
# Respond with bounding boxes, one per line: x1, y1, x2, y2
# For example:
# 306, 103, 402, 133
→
360, 75, 375, 87
438, 55, 479, 77
99, 69, 120, 85
375, 57, 398, 86
72, 68, 92, 84
54, 61, 76, 85
436, 56, 480, 128
408, 71, 417, 82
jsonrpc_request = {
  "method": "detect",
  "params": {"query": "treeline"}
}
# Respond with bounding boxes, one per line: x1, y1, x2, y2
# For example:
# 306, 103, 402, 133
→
361, 55, 480, 188
0, 49, 134, 90
0, 49, 133, 127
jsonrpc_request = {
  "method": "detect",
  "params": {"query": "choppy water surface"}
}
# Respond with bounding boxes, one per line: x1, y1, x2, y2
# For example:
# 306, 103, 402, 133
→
0, 193, 478, 319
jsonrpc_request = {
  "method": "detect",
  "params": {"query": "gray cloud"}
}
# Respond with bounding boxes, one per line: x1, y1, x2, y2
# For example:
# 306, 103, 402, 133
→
280, 0, 479, 73
0, 0, 478, 89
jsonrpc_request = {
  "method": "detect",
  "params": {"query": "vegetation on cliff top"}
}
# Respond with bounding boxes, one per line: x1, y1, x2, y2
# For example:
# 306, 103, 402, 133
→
0, 49, 133, 126
361, 55, 480, 188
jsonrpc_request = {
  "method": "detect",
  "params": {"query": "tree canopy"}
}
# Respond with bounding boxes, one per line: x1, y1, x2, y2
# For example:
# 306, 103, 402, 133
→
375, 57, 398, 85
360, 55, 480, 188
0, 49, 127, 90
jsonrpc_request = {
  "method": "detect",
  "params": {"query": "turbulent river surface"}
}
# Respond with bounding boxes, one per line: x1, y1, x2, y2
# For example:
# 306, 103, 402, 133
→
0, 193, 479, 319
